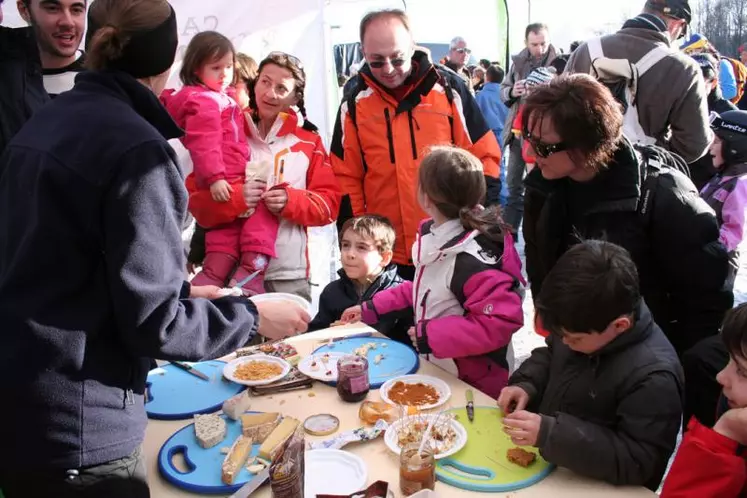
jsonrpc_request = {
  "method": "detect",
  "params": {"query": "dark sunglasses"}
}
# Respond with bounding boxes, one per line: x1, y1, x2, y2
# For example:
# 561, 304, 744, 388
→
454, 47, 472, 54
368, 57, 408, 69
267, 51, 304, 70
523, 129, 568, 158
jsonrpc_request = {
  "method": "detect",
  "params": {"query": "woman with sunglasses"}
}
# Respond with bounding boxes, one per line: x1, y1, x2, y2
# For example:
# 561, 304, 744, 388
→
521, 73, 731, 358
195, 52, 341, 301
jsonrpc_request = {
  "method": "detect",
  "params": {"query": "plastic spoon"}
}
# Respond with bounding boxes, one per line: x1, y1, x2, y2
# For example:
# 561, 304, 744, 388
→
410, 415, 438, 465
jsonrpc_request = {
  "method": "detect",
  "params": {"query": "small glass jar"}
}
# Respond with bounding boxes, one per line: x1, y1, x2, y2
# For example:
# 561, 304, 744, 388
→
399, 443, 436, 496
336, 355, 369, 402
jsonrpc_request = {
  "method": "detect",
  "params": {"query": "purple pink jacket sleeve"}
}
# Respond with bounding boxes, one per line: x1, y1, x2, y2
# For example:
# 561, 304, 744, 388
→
182, 93, 227, 187
661, 418, 746, 497
719, 176, 747, 253
361, 281, 413, 324
415, 267, 523, 358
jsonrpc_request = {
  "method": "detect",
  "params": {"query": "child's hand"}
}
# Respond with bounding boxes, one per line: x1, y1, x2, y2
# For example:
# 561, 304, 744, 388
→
210, 179, 233, 202
407, 326, 419, 351
503, 410, 541, 446
340, 305, 362, 324
497, 385, 530, 415
714, 407, 747, 445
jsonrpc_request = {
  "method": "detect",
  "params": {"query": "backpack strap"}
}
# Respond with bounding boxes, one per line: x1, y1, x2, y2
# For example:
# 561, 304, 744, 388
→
344, 77, 370, 173
634, 45, 671, 77
587, 37, 604, 62
438, 68, 457, 144
636, 145, 664, 228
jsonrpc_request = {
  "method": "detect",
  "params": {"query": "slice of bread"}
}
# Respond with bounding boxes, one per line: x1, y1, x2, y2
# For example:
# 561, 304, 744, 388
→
221, 434, 254, 484
194, 413, 227, 449
506, 447, 536, 467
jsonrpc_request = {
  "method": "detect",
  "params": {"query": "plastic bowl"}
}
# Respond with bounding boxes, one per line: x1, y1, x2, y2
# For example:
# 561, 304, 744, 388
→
249, 292, 312, 315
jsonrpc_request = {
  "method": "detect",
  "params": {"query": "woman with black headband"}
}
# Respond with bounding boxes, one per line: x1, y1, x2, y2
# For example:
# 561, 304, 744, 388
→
0, 1, 310, 496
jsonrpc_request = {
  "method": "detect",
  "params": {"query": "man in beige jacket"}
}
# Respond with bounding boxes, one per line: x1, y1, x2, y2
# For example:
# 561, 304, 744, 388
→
566, 0, 711, 166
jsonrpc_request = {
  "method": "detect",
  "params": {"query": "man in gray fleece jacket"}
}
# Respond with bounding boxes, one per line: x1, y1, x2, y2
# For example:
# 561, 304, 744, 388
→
566, 0, 711, 165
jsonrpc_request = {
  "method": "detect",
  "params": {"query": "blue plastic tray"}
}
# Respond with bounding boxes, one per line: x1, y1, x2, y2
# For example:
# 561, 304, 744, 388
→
313, 337, 419, 388
158, 413, 264, 494
146, 360, 244, 420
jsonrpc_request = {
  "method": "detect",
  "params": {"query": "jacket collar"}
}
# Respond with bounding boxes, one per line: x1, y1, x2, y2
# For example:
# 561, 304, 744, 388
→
245, 108, 302, 142
337, 263, 400, 300
617, 26, 672, 47
593, 300, 654, 357
721, 162, 747, 178
74, 70, 183, 140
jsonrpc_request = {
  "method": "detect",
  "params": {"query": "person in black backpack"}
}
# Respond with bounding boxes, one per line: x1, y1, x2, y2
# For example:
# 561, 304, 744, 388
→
522, 73, 731, 356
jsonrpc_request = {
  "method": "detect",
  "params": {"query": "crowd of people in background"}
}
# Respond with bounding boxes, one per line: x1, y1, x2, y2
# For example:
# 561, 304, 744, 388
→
3, 0, 747, 496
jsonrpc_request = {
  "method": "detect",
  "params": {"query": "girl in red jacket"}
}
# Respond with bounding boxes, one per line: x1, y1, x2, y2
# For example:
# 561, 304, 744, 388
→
162, 32, 278, 295
661, 303, 747, 497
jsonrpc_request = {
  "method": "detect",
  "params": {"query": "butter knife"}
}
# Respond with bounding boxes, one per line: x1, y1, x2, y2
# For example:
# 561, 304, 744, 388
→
170, 361, 210, 381
229, 466, 270, 498
466, 389, 475, 422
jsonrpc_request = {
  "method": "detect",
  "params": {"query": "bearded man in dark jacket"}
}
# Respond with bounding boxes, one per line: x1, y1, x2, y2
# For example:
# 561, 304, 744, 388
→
521, 74, 731, 355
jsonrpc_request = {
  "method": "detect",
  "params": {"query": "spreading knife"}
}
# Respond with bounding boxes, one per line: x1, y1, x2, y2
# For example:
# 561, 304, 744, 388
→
466, 389, 475, 422
170, 361, 210, 381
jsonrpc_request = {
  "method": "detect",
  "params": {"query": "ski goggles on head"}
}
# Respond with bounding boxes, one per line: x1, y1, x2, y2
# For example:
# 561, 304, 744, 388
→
710, 112, 747, 136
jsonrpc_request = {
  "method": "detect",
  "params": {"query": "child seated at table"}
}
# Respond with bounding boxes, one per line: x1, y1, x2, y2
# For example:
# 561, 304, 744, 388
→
308, 215, 413, 345
661, 303, 747, 497
341, 147, 525, 398
498, 240, 683, 491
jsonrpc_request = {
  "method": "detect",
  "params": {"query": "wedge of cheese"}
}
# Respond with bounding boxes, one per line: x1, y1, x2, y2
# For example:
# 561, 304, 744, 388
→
194, 414, 226, 449
241, 412, 281, 443
222, 391, 252, 421
221, 434, 254, 484
258, 417, 299, 461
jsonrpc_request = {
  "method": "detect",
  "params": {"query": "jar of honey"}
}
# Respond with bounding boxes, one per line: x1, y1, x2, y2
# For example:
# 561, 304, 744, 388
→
336, 355, 369, 402
399, 444, 436, 496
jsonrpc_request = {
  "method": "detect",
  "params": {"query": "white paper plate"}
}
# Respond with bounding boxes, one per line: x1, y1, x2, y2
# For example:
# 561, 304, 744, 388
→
379, 374, 451, 411
304, 449, 367, 498
384, 414, 468, 460
222, 354, 291, 386
297, 351, 348, 382
249, 292, 312, 315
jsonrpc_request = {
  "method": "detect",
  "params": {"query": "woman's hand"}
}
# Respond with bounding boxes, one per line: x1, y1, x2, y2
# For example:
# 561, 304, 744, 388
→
255, 300, 311, 340
210, 179, 233, 202
243, 179, 267, 211
262, 188, 288, 214
190, 285, 225, 300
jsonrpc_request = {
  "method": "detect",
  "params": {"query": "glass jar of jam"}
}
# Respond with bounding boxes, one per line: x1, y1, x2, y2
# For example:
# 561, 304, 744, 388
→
336, 355, 369, 402
399, 443, 436, 496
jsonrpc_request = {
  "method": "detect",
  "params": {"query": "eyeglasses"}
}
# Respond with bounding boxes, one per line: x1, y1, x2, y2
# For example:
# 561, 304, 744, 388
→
454, 47, 472, 54
368, 57, 408, 69
523, 129, 568, 158
267, 51, 304, 70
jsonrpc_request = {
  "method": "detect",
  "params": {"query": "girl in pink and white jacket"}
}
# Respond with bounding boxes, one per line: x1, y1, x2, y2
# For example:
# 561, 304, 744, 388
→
342, 147, 525, 398
162, 32, 277, 295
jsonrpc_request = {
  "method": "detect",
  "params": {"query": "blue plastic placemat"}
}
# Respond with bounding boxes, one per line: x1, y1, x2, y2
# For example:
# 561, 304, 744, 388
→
146, 361, 243, 420
313, 337, 419, 388
158, 413, 263, 494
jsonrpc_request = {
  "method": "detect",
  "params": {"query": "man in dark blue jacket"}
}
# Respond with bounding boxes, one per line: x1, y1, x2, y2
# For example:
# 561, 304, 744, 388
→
0, 1, 309, 496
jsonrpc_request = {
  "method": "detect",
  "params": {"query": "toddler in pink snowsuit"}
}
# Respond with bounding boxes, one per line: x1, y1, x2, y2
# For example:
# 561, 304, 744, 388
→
163, 31, 277, 295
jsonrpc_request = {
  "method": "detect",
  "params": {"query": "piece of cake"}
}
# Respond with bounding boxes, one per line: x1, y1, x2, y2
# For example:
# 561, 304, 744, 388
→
222, 391, 252, 420
258, 417, 300, 460
241, 412, 281, 443
506, 447, 536, 467
194, 414, 227, 449
221, 434, 254, 484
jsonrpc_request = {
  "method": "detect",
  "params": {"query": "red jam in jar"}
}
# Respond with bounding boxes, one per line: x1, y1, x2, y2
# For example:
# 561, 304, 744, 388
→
336, 355, 369, 402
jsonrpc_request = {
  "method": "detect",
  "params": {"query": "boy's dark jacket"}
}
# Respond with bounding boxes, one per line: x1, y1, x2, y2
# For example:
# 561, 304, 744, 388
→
309, 264, 413, 344
509, 301, 684, 490
0, 70, 259, 472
